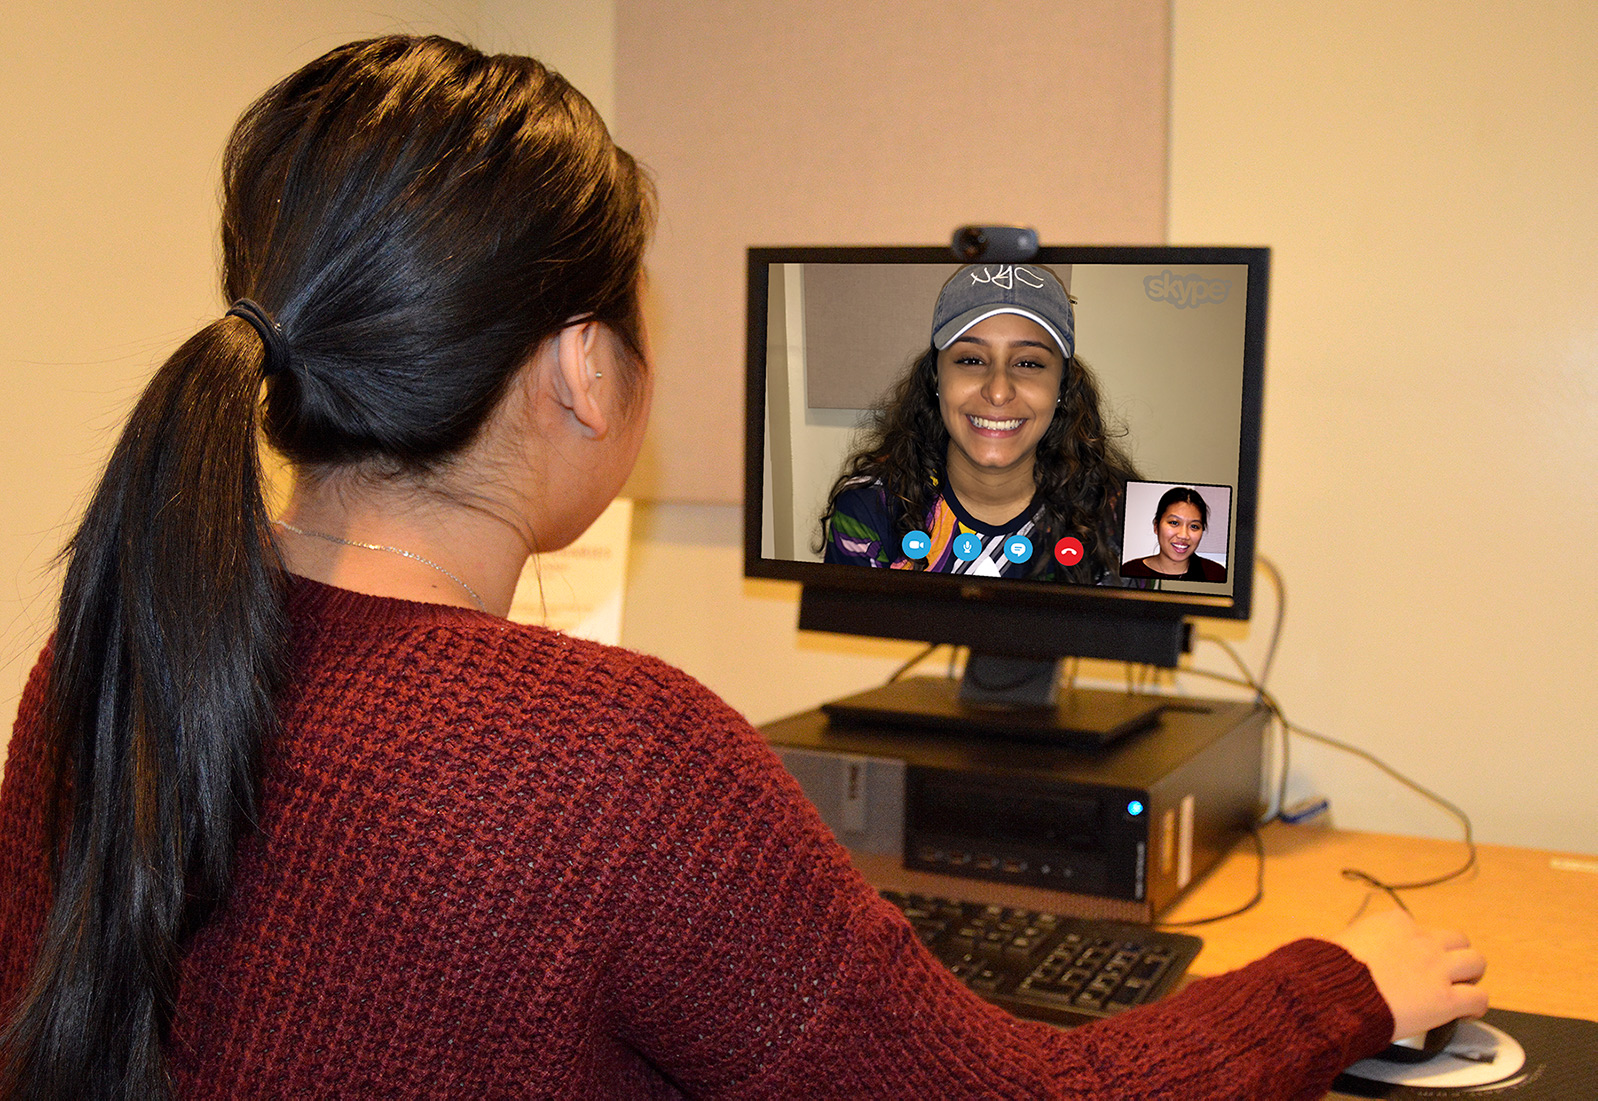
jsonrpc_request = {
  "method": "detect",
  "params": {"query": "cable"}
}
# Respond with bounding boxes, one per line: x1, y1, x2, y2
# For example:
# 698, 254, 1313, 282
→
1157, 826, 1266, 927
1195, 636, 1290, 823
1191, 552, 1475, 902
1290, 724, 1478, 909
1179, 660, 1478, 905
1254, 553, 1287, 692
1250, 555, 1290, 819
888, 643, 941, 682
1200, 555, 1290, 808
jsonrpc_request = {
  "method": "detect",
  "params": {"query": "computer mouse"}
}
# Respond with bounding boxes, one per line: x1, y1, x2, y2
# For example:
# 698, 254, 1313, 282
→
1371, 1019, 1460, 1064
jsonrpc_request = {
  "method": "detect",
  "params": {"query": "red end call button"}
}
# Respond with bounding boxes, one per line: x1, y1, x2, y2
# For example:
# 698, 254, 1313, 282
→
1053, 537, 1084, 566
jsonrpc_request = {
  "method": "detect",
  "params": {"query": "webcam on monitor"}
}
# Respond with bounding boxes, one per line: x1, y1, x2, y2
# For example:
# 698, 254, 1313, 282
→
950, 225, 1039, 263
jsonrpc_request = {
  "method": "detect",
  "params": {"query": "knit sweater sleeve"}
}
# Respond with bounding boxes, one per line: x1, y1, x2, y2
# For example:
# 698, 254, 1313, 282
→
596, 664, 1393, 1100
0, 647, 56, 1020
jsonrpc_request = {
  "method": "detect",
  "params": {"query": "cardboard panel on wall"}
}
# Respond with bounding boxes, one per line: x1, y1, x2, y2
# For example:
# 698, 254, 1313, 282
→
615, 0, 1171, 503
802, 264, 956, 411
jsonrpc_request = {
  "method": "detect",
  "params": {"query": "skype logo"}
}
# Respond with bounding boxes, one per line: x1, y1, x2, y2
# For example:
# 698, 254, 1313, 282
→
1144, 271, 1230, 309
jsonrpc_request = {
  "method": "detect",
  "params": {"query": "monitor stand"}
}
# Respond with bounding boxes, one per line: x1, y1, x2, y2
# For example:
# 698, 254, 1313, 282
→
819, 654, 1165, 747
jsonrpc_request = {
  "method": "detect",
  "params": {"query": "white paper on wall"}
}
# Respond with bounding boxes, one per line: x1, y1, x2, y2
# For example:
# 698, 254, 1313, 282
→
509, 498, 633, 645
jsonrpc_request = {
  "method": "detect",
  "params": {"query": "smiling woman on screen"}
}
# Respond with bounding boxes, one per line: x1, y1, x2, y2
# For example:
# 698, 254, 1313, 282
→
1121, 485, 1229, 582
819, 263, 1141, 582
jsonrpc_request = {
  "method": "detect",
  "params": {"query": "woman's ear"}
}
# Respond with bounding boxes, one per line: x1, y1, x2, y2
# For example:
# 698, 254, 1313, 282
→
550, 320, 609, 440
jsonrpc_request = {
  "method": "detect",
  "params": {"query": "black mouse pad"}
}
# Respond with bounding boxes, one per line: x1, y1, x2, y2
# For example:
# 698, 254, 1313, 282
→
1326, 1008, 1598, 1099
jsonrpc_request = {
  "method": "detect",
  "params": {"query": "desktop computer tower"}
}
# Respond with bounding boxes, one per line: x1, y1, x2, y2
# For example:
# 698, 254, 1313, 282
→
763, 689, 1267, 923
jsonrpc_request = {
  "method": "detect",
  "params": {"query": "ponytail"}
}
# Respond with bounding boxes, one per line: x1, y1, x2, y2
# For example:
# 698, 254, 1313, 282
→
2, 33, 654, 1097
0, 316, 286, 1099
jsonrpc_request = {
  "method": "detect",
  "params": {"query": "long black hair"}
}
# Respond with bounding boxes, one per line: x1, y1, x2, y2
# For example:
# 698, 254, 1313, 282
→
0, 35, 653, 1100
817, 344, 1139, 582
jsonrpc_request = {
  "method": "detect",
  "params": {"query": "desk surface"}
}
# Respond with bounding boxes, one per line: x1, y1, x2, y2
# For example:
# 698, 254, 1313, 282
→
1164, 824, 1598, 1021
853, 822, 1598, 1022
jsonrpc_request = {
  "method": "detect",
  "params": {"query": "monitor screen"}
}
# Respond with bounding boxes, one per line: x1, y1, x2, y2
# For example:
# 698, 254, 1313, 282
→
744, 245, 1269, 673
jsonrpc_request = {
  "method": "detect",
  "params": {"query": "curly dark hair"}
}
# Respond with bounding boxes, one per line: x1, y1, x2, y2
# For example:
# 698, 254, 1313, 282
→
817, 343, 1140, 582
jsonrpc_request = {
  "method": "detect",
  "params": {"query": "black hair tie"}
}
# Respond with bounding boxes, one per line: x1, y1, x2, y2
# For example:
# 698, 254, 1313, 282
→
226, 298, 291, 377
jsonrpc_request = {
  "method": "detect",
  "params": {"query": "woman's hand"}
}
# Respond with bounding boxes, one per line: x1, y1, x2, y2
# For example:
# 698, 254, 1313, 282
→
1332, 908, 1488, 1042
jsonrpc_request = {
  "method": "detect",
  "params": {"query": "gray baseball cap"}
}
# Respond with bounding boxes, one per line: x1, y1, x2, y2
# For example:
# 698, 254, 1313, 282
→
932, 264, 1074, 359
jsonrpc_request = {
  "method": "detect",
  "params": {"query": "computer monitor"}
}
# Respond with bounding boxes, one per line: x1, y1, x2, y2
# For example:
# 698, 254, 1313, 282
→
744, 245, 1269, 745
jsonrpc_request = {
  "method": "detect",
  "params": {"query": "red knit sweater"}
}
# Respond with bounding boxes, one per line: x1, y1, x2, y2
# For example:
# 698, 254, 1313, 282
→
0, 578, 1391, 1098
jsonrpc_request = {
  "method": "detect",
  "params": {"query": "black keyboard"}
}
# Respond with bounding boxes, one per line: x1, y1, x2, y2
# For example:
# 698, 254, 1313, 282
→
882, 889, 1203, 1027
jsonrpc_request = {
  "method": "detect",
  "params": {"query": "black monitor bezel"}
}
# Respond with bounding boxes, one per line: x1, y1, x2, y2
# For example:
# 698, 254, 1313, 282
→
743, 244, 1270, 633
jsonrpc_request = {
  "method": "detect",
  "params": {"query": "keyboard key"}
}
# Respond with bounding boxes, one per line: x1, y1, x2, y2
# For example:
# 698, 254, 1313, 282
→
881, 889, 1201, 1027
1109, 978, 1150, 1007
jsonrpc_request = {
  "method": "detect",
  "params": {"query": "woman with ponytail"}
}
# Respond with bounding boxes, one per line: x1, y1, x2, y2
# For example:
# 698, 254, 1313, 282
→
0, 35, 1485, 1101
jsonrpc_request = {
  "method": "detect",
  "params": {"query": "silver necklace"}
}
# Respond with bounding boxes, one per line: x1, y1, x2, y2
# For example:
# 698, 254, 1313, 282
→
273, 519, 488, 612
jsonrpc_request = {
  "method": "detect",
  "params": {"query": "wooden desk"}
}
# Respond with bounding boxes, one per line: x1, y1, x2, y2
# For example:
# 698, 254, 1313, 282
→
1162, 822, 1598, 1022
852, 823, 1598, 1022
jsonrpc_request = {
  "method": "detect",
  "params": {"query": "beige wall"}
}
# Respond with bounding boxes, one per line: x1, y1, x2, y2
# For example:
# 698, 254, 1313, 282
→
1164, 0, 1596, 853
477, 0, 616, 123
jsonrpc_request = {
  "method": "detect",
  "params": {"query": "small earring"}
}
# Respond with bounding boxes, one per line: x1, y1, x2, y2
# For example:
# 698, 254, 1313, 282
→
594, 371, 604, 379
